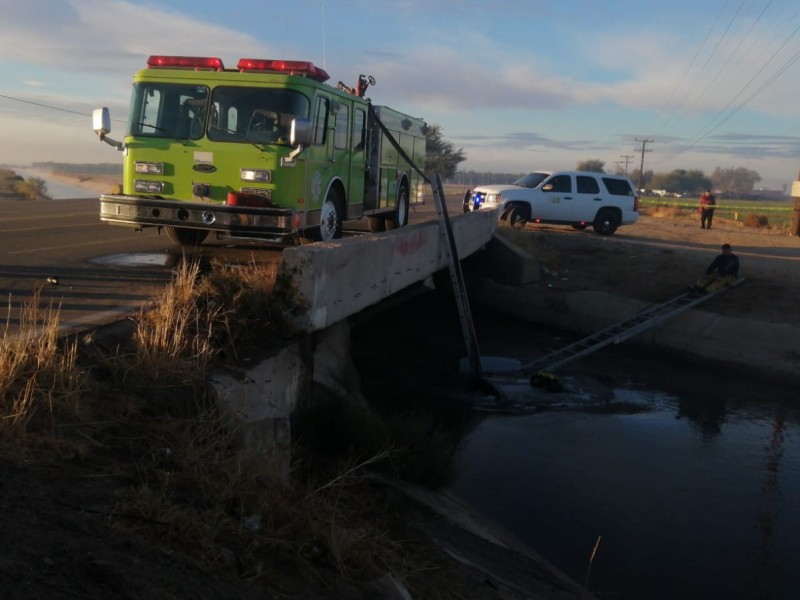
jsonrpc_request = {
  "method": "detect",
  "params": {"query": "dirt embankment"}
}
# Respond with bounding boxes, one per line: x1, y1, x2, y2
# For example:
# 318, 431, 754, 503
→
497, 209, 800, 328
47, 171, 122, 194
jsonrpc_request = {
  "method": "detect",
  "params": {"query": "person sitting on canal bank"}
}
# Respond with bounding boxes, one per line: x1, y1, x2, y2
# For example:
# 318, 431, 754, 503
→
699, 189, 716, 229
692, 243, 739, 293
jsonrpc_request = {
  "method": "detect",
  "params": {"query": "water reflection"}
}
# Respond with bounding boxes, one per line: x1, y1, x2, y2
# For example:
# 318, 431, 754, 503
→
449, 387, 800, 600
676, 395, 727, 439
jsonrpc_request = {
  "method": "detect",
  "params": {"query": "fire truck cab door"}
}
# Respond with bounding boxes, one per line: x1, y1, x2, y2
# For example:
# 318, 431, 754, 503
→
347, 105, 367, 216
305, 95, 336, 215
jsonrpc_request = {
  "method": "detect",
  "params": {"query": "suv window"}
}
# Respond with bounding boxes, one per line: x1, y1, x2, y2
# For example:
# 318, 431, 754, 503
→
513, 172, 549, 188
577, 175, 600, 194
545, 174, 572, 193
602, 177, 634, 196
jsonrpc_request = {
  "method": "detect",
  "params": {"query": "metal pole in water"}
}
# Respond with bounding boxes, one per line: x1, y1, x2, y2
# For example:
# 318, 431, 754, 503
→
430, 174, 483, 379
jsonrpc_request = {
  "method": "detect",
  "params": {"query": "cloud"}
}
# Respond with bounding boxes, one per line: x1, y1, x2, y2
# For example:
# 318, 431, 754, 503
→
0, 0, 276, 76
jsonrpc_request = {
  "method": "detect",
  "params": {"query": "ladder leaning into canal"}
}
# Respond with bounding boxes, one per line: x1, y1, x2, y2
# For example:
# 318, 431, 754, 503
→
512, 278, 745, 376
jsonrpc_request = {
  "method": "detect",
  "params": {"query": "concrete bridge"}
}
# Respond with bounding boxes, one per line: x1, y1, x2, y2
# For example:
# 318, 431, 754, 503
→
282, 208, 498, 331
210, 208, 500, 461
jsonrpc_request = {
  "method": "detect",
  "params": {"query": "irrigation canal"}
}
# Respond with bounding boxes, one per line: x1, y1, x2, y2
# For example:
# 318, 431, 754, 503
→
352, 293, 800, 600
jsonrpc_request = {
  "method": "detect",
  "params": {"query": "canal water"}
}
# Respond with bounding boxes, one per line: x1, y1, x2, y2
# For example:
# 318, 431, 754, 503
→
13, 168, 98, 199
351, 293, 800, 600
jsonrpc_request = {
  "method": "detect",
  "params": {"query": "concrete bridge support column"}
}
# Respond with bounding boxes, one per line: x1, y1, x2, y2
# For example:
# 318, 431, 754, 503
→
209, 320, 368, 472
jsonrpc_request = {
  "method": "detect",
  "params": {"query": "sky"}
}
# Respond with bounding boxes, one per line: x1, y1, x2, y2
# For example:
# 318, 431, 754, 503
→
1, 0, 799, 190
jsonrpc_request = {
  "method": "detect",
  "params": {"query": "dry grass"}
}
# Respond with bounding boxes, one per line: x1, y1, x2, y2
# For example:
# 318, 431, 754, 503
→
1, 256, 450, 594
109, 398, 410, 584
743, 213, 770, 228
0, 289, 87, 434
645, 204, 689, 219
131, 259, 223, 382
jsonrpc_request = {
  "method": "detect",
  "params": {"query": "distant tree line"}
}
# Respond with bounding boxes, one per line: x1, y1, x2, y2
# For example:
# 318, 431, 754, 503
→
444, 157, 779, 199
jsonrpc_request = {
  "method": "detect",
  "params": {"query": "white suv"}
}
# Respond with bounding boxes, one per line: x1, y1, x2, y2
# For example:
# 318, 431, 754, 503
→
467, 170, 639, 235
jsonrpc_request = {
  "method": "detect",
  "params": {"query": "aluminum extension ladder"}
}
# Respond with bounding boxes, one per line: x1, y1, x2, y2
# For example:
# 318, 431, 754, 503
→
513, 278, 745, 376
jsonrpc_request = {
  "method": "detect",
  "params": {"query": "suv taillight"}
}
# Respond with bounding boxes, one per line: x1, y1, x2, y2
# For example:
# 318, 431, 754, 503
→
634, 195, 640, 212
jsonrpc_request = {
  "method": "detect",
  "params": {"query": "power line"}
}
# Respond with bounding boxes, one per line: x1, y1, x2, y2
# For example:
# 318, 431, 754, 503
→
680, 0, 772, 117
661, 18, 800, 163
0, 92, 90, 117
0, 92, 128, 127
660, 0, 731, 125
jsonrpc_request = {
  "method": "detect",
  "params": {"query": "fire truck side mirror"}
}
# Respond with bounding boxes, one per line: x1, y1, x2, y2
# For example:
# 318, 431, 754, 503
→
290, 117, 313, 147
93, 107, 124, 151
93, 107, 111, 137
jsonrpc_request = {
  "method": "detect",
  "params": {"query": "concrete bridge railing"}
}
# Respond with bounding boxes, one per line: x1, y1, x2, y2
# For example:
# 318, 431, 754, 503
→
282, 208, 499, 331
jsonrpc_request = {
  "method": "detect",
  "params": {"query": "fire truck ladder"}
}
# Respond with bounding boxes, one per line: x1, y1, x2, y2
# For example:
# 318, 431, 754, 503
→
514, 279, 744, 376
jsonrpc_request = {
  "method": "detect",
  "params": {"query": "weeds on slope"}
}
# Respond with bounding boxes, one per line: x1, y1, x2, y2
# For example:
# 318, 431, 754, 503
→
0, 257, 461, 596
0, 289, 87, 437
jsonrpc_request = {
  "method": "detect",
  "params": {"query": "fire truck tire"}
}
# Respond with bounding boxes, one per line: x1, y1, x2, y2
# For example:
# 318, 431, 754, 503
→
368, 216, 386, 232
316, 190, 343, 241
386, 184, 409, 230
165, 227, 209, 246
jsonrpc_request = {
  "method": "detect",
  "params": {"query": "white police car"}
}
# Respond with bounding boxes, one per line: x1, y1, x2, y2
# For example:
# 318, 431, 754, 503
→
467, 170, 639, 235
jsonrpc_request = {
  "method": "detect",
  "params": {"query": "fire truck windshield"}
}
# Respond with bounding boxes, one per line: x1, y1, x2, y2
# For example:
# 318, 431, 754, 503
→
207, 87, 310, 146
128, 83, 210, 140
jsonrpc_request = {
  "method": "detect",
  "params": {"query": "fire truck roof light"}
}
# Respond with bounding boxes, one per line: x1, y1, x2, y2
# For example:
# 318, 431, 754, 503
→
147, 56, 225, 70
237, 59, 330, 82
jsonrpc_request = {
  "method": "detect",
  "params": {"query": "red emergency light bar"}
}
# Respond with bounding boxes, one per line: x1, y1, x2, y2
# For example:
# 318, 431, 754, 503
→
237, 58, 330, 82
147, 55, 225, 71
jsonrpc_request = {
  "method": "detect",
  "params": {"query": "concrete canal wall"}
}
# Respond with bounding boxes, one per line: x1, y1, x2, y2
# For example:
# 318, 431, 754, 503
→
470, 234, 800, 382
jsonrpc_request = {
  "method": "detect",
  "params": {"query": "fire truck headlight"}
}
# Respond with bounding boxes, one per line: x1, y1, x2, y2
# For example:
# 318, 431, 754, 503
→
134, 180, 165, 193
240, 168, 272, 183
134, 161, 165, 175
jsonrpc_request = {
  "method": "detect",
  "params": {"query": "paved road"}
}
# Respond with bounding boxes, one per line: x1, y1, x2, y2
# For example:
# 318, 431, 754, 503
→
0, 193, 467, 335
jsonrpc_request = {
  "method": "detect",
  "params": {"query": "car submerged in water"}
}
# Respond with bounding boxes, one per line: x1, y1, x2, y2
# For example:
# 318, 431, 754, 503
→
465, 170, 639, 235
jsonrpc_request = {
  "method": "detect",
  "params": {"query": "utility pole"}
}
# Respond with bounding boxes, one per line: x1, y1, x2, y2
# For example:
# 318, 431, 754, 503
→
612, 161, 623, 175
791, 167, 800, 236
620, 154, 634, 175
635, 139, 654, 192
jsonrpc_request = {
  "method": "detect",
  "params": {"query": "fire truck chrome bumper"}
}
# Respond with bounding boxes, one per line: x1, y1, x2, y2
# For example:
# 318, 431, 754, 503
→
99, 194, 295, 235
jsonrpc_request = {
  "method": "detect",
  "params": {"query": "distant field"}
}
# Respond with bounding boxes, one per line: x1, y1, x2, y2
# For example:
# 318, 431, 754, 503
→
640, 196, 795, 230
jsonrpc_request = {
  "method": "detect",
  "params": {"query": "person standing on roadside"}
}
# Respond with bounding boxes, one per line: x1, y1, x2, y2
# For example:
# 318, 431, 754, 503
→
699, 189, 716, 229
692, 243, 739, 293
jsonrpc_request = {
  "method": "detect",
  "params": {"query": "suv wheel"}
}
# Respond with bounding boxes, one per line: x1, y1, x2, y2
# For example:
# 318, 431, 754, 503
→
592, 208, 621, 235
503, 205, 527, 228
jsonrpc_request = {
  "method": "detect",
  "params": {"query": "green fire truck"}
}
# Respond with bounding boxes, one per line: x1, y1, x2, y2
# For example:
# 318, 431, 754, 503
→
92, 55, 426, 245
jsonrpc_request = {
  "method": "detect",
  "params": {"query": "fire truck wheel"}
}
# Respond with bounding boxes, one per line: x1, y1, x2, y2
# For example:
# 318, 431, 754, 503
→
165, 227, 209, 246
368, 216, 386, 232
317, 190, 343, 241
386, 184, 409, 230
